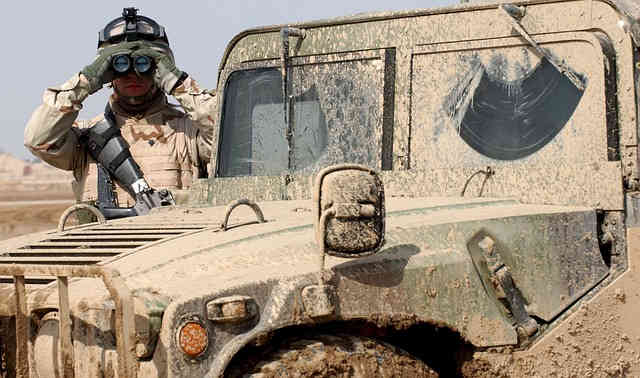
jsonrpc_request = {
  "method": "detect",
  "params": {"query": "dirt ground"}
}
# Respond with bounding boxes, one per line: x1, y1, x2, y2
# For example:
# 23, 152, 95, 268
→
0, 190, 74, 241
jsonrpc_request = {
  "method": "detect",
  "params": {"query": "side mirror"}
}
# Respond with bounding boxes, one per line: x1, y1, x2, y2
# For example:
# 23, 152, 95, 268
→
314, 164, 385, 258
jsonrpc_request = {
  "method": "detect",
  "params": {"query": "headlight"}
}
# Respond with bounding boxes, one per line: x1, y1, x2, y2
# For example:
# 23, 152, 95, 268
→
177, 318, 209, 359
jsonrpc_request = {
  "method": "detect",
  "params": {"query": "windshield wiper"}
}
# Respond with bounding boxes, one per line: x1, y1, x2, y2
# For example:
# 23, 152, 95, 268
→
280, 27, 306, 171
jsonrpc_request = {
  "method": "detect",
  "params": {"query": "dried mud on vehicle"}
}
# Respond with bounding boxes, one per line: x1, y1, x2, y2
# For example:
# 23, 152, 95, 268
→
2, 0, 640, 377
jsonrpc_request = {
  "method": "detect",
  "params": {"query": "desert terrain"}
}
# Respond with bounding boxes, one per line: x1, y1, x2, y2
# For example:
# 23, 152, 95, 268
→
0, 153, 74, 240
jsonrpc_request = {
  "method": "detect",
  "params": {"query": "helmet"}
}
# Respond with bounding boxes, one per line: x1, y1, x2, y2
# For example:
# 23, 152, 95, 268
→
97, 8, 173, 109
98, 8, 169, 48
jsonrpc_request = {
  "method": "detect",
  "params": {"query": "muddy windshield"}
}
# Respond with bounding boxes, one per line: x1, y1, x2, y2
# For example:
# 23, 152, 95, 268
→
217, 62, 382, 177
218, 68, 326, 177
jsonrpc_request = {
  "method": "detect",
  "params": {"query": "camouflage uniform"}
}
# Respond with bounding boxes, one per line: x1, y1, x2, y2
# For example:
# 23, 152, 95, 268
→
24, 73, 214, 206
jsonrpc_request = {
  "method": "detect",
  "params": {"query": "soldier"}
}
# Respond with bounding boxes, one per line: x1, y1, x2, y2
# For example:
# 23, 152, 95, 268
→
24, 8, 214, 207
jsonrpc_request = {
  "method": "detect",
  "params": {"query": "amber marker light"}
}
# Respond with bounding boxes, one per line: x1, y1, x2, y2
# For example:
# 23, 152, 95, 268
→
178, 321, 209, 358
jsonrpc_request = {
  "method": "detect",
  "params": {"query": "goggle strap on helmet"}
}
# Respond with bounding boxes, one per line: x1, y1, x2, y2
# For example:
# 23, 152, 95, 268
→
98, 8, 168, 47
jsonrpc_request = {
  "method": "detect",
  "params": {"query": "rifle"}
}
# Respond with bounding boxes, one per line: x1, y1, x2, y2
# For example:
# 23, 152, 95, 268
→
81, 104, 175, 220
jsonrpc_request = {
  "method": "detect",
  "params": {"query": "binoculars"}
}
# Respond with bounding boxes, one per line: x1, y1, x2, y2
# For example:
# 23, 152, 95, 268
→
111, 54, 153, 75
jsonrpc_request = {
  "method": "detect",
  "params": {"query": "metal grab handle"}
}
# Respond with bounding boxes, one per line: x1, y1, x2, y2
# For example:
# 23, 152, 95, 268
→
220, 199, 266, 231
57, 204, 107, 232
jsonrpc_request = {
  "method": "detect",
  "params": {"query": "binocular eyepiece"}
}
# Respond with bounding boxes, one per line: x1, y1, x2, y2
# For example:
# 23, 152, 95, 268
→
112, 54, 153, 75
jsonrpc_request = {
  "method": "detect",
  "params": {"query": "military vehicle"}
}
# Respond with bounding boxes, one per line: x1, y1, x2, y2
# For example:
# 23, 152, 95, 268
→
1, 0, 640, 376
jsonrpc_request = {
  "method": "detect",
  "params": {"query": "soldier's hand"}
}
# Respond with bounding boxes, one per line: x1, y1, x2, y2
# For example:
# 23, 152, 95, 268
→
132, 47, 186, 95
81, 42, 144, 94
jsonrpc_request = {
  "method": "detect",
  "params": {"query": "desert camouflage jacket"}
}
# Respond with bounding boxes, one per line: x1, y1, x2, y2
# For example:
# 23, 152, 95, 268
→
24, 73, 215, 205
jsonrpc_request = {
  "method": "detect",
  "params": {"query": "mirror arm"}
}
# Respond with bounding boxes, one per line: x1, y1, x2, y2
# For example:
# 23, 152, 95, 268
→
316, 208, 337, 285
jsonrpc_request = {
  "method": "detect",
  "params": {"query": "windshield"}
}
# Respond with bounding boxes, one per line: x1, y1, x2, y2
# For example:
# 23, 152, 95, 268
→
217, 65, 381, 177
218, 68, 327, 177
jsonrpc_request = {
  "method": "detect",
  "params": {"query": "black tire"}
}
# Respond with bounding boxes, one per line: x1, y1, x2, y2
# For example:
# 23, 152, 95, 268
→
227, 333, 438, 378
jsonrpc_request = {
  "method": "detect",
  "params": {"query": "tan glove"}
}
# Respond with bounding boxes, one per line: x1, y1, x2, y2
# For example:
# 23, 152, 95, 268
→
132, 47, 186, 94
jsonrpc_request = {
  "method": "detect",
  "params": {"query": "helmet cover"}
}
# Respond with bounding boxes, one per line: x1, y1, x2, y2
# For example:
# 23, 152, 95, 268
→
98, 8, 169, 48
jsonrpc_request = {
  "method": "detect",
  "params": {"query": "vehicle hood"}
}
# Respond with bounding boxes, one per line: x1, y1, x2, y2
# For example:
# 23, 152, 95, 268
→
0, 194, 609, 351
10, 196, 596, 306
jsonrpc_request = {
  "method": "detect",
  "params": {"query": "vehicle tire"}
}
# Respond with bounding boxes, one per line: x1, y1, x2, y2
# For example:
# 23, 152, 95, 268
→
227, 333, 438, 377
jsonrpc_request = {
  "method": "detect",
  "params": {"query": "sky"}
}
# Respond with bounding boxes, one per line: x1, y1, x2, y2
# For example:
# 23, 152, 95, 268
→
1, 0, 457, 160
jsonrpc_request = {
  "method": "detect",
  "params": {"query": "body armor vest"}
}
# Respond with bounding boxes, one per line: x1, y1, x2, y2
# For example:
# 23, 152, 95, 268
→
81, 103, 197, 206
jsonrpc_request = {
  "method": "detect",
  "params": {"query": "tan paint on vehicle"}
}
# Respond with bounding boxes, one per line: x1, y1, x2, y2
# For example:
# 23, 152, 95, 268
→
2, 0, 640, 376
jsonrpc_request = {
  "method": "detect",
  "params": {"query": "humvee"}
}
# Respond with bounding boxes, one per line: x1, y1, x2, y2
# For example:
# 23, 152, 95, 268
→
1, 0, 640, 376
